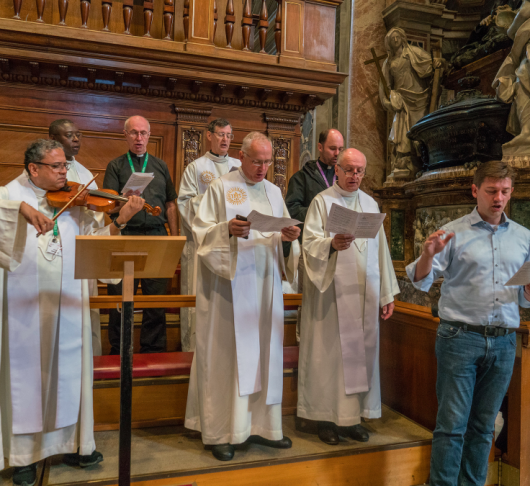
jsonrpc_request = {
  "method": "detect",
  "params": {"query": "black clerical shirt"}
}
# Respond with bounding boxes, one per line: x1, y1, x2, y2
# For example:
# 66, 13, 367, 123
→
103, 151, 178, 229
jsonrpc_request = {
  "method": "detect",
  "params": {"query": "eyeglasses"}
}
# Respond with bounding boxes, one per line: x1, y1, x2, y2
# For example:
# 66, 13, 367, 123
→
242, 152, 273, 167
126, 130, 150, 139
63, 131, 82, 140
211, 131, 234, 140
33, 162, 71, 171
337, 165, 365, 177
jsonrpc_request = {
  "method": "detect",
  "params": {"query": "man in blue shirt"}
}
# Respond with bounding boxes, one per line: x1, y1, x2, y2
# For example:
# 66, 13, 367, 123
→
406, 161, 530, 486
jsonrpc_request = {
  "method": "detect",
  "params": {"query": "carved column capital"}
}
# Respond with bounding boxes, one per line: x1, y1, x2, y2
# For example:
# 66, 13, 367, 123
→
173, 105, 212, 125
264, 113, 300, 132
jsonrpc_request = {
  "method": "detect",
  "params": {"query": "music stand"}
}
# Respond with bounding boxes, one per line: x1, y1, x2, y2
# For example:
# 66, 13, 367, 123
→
75, 235, 186, 486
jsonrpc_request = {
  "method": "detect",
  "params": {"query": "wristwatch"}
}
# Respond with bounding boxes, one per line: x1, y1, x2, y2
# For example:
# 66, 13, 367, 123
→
113, 218, 127, 230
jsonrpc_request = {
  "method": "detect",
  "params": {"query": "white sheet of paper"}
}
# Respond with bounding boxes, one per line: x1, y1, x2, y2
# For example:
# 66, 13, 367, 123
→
505, 261, 530, 286
246, 210, 301, 232
121, 172, 155, 195
325, 203, 386, 239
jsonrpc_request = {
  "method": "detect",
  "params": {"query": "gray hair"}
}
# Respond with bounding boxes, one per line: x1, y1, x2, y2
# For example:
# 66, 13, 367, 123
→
208, 118, 231, 132
24, 139, 64, 171
241, 132, 272, 154
124, 116, 151, 131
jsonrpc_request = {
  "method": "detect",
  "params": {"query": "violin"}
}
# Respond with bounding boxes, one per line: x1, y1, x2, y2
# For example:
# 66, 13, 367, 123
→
46, 181, 162, 216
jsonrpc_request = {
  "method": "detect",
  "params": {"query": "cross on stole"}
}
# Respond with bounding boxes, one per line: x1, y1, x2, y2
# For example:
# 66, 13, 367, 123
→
364, 48, 390, 99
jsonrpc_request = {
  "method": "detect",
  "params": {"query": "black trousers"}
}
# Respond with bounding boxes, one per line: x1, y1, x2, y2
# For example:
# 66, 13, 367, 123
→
107, 226, 169, 354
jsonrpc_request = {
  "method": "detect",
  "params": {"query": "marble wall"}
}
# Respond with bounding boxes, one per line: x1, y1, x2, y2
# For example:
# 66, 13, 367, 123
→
349, 0, 388, 195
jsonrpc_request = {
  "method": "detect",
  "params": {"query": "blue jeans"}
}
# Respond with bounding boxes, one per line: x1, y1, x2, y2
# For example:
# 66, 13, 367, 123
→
430, 321, 516, 486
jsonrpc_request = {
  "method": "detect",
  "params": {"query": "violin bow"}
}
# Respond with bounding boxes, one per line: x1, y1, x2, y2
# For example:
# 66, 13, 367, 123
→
36, 174, 98, 237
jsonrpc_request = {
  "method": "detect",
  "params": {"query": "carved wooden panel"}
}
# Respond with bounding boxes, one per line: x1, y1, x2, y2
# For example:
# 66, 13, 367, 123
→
182, 128, 202, 168
272, 137, 290, 197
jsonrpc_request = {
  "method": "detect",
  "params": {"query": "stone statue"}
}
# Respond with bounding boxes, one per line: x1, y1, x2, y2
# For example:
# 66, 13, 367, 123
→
494, 2, 530, 161
379, 28, 444, 181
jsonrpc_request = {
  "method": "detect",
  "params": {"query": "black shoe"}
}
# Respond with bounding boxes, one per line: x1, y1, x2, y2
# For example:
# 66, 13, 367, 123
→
210, 444, 235, 461
348, 424, 369, 442
13, 463, 37, 486
247, 435, 292, 449
64, 449, 104, 468
318, 421, 339, 445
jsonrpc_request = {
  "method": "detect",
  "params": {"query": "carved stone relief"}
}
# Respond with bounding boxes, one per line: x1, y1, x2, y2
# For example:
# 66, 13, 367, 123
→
413, 205, 474, 258
183, 129, 201, 168
272, 137, 290, 197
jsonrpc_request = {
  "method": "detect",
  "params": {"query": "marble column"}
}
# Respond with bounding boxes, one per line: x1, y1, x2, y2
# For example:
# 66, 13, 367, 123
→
348, 0, 388, 194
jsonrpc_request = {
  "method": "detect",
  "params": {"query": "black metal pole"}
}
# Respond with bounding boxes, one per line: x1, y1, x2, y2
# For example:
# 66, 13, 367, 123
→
119, 300, 134, 486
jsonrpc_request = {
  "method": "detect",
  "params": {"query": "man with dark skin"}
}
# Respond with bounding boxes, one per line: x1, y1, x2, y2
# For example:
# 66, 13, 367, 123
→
49, 119, 105, 355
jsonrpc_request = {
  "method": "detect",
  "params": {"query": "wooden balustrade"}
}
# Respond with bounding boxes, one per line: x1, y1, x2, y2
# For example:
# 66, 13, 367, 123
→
1, 0, 340, 71
57, 0, 67, 25
101, 0, 111, 31
80, 0, 90, 27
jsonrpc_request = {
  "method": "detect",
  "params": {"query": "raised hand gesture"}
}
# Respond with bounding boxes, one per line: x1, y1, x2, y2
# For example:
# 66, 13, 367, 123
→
422, 230, 454, 258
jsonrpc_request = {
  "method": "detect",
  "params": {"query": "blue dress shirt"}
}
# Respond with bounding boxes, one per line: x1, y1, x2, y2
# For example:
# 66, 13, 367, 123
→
406, 208, 530, 327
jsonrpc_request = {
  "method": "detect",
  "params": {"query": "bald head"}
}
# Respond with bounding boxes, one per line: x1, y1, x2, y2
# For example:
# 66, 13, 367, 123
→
318, 129, 344, 166
124, 116, 151, 155
335, 148, 367, 192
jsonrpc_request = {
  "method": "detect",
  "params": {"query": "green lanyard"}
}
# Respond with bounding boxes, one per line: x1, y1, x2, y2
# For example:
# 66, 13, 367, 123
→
52, 208, 58, 240
127, 152, 149, 173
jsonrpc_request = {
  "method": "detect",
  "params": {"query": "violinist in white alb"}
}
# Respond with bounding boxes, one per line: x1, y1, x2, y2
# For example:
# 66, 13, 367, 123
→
297, 148, 400, 445
0, 139, 144, 486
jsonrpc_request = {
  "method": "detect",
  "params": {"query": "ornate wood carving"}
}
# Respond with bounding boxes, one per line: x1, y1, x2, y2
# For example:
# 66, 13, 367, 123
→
241, 0, 252, 51
80, 0, 90, 27
87, 67, 96, 86
173, 106, 212, 124
163, 0, 174, 40
236, 86, 249, 99
280, 91, 292, 104
224, 0, 235, 48
190, 80, 202, 94
58, 64, 68, 85
58, 0, 68, 25
141, 74, 151, 89
275, 0, 282, 55
29, 61, 39, 82
264, 114, 299, 132
13, 0, 23, 19
123, 0, 134, 35
213, 0, 218, 39
143, 1, 154, 37
114, 71, 124, 87
182, 129, 202, 169
0, 59, 10, 79
183, 0, 190, 42
259, 88, 271, 101
101, 0, 112, 32
213, 83, 225, 97
272, 137, 290, 197
167, 77, 177, 91
35, 0, 45, 22
258, 0, 269, 54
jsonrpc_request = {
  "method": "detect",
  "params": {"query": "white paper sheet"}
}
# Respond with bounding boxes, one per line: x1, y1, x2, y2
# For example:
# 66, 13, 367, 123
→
505, 261, 530, 286
325, 203, 386, 239
246, 210, 301, 232
121, 172, 155, 195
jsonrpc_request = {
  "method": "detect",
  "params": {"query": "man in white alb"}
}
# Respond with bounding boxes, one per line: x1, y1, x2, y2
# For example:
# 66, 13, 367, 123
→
0, 139, 144, 486
177, 118, 241, 351
49, 118, 104, 355
297, 148, 400, 445
184, 132, 300, 461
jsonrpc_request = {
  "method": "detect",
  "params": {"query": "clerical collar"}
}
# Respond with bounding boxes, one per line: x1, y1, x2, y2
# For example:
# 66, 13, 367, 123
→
238, 167, 260, 186
318, 158, 333, 169
205, 151, 230, 164
333, 181, 358, 198
128, 150, 146, 159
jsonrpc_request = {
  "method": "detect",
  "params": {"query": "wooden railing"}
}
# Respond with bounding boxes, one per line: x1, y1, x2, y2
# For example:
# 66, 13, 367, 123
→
0, 0, 339, 71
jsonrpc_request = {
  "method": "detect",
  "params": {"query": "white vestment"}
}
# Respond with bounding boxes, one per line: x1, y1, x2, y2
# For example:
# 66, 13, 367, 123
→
184, 168, 299, 445
297, 184, 399, 426
67, 158, 104, 356
177, 152, 241, 351
0, 172, 111, 468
